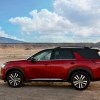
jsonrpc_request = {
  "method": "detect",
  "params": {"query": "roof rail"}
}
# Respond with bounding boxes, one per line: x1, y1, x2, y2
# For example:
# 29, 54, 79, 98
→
55, 46, 90, 49
84, 47, 90, 49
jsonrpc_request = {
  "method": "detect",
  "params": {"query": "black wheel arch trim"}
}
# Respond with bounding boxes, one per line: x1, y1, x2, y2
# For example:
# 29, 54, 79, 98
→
5, 67, 26, 81
67, 67, 94, 81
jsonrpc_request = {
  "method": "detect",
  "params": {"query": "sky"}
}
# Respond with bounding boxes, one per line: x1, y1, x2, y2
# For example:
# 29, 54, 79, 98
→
0, 0, 100, 43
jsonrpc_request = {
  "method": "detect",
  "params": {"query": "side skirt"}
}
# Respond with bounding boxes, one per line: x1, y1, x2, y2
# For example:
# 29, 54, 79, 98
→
27, 78, 66, 82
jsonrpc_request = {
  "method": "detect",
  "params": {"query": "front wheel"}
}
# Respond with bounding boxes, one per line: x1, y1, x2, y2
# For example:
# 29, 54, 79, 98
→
7, 70, 24, 87
71, 71, 90, 90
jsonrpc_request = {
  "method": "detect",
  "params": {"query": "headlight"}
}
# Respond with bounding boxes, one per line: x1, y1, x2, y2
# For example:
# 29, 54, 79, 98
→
1, 63, 6, 68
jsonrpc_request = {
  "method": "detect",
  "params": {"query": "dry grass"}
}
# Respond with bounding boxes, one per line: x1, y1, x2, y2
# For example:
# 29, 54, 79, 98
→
0, 48, 43, 65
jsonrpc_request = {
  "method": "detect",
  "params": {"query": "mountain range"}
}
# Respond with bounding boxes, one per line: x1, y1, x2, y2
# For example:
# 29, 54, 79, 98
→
92, 42, 100, 48
0, 37, 99, 49
0, 37, 24, 43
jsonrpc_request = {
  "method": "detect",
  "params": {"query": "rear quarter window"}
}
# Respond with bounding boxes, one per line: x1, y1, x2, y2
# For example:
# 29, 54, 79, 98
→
78, 49, 100, 59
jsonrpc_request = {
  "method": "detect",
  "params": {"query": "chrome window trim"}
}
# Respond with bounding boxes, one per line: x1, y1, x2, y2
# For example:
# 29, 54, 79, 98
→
36, 59, 76, 61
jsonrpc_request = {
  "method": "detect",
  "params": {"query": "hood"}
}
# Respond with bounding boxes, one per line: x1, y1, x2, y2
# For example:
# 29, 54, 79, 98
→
6, 60, 28, 64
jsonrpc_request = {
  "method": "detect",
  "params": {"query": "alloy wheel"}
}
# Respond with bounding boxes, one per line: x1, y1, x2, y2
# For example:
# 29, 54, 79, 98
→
71, 72, 90, 90
7, 71, 23, 87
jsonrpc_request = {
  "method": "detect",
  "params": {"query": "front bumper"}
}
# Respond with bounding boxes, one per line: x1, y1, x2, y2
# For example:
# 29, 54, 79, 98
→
0, 73, 3, 80
0, 68, 6, 80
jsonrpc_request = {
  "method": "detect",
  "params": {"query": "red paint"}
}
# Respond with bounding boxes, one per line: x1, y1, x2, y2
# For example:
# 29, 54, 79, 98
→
1, 48, 100, 82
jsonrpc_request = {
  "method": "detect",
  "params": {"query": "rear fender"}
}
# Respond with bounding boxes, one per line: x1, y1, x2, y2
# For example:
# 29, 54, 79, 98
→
67, 67, 94, 81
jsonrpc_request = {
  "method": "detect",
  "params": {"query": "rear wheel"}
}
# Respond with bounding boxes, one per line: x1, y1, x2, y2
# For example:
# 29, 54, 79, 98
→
7, 70, 24, 87
71, 71, 90, 90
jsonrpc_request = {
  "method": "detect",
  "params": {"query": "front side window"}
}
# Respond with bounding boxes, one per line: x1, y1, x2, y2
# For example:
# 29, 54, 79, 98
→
53, 49, 75, 59
34, 50, 52, 61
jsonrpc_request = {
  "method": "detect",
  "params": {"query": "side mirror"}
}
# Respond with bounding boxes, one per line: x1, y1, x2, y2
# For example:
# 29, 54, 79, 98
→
31, 57, 37, 62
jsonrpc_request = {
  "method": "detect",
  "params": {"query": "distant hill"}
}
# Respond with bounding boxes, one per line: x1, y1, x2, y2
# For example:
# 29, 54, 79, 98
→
93, 42, 100, 48
0, 37, 99, 49
0, 43, 94, 49
0, 37, 24, 43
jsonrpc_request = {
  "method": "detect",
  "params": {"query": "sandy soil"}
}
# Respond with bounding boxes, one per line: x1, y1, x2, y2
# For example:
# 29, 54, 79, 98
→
0, 48, 42, 65
0, 48, 100, 100
0, 81, 100, 100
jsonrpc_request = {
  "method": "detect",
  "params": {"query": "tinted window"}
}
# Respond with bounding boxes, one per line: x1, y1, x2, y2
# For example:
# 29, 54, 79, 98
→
53, 49, 75, 59
33, 50, 52, 61
98, 52, 100, 56
78, 50, 100, 59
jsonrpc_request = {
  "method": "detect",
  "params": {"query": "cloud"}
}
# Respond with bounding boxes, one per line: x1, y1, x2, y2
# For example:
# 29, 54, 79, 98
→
33, 34, 72, 43
0, 26, 24, 41
0, 27, 9, 37
53, 0, 100, 37
53, 0, 100, 25
9, 0, 100, 42
9, 9, 73, 35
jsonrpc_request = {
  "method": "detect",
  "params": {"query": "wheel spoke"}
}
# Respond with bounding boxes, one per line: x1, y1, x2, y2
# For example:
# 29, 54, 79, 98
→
16, 78, 20, 81
78, 83, 81, 88
80, 83, 83, 88
80, 75, 84, 80
14, 73, 18, 78
10, 74, 14, 78
82, 81, 87, 85
82, 76, 85, 80
14, 81, 18, 86
73, 81, 79, 85
9, 76, 14, 80
74, 75, 80, 80
9, 79, 14, 84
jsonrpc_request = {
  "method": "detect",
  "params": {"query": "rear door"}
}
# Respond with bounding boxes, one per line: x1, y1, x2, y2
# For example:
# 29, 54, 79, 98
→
49, 48, 76, 79
28, 48, 76, 80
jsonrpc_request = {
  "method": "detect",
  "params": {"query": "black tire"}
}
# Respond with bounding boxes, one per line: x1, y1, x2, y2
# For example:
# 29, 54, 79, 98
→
71, 71, 90, 90
7, 70, 24, 88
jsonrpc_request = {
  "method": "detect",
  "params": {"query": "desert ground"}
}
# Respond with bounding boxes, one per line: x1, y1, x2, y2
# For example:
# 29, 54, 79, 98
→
0, 44, 100, 100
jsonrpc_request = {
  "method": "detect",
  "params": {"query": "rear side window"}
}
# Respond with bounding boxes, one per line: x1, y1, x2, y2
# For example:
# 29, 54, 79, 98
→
78, 50, 100, 59
53, 49, 75, 59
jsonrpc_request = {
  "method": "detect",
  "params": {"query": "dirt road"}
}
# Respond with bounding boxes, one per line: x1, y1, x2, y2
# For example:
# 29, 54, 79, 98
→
0, 81, 99, 100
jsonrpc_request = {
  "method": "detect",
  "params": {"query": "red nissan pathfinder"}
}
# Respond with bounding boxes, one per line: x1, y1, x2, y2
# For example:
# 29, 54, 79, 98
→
1, 47, 100, 90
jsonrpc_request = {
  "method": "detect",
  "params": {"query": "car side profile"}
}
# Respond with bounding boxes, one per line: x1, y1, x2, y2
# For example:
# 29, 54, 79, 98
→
1, 47, 100, 90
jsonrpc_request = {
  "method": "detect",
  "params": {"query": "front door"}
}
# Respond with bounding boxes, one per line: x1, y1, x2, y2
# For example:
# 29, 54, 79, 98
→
28, 49, 53, 79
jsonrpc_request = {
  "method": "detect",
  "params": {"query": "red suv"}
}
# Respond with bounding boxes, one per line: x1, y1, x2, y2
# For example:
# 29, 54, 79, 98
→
1, 47, 100, 90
